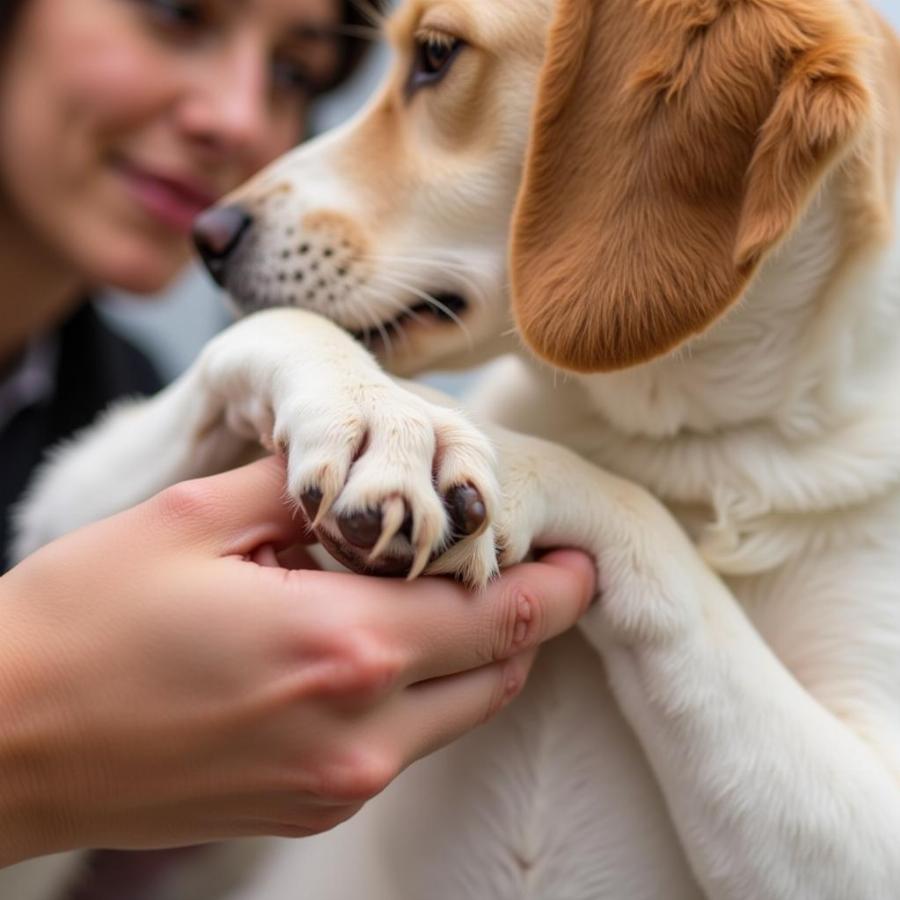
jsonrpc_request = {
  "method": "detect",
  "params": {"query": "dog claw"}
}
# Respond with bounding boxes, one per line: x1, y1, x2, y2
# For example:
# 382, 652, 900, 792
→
407, 539, 433, 581
445, 484, 487, 537
302, 485, 341, 528
369, 496, 407, 561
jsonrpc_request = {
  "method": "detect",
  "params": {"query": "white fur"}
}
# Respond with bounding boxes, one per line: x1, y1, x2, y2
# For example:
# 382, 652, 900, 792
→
6, 1, 900, 898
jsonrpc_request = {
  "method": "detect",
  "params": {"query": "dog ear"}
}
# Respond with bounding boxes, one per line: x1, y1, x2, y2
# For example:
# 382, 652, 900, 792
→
509, 0, 871, 373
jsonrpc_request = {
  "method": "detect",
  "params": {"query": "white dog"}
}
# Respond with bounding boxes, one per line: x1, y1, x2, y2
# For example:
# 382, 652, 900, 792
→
6, 0, 900, 897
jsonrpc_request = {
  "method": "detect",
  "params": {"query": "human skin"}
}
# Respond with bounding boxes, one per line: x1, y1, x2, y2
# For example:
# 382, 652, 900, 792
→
0, 457, 596, 866
0, 0, 344, 364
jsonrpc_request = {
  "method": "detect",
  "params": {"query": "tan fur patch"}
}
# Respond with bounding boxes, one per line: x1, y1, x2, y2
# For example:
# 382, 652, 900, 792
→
510, 0, 876, 373
301, 210, 371, 259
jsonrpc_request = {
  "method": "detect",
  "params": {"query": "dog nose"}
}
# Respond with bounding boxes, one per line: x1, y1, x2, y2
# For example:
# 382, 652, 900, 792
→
192, 204, 253, 287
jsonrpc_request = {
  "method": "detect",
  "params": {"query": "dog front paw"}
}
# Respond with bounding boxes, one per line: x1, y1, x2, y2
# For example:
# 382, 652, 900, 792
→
276, 387, 501, 586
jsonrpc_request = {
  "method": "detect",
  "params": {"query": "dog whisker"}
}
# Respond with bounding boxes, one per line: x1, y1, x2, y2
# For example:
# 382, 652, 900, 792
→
359, 286, 431, 333
363, 252, 472, 272
355, 285, 426, 351
363, 254, 486, 284
362, 253, 488, 311
373, 273, 474, 350
357, 298, 395, 355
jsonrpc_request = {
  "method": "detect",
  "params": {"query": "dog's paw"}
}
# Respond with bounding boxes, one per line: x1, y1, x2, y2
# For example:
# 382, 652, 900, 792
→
274, 386, 501, 586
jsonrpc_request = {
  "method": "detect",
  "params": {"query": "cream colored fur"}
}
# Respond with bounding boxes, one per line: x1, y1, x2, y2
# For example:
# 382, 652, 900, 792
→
6, 0, 900, 898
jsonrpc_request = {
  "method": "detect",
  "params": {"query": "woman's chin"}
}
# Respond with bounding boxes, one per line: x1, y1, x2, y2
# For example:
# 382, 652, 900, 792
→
89, 241, 191, 296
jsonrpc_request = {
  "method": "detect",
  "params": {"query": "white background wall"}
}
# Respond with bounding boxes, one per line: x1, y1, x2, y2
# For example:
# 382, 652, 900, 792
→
103, 0, 900, 381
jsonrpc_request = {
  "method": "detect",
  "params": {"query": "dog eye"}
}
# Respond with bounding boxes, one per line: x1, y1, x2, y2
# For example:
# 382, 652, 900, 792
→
408, 35, 464, 94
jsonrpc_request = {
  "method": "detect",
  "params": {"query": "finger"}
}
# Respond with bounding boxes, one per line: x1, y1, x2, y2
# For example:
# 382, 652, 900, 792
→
249, 542, 322, 570
388, 648, 539, 767
375, 550, 596, 685
251, 543, 282, 567
149, 456, 316, 556
276, 543, 322, 570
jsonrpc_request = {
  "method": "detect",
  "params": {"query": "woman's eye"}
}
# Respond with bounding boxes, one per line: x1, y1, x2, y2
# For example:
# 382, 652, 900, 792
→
270, 58, 316, 97
132, 0, 206, 30
408, 35, 463, 94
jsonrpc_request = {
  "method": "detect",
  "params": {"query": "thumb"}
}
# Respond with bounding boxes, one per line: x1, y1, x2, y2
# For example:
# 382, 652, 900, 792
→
532, 549, 598, 608
149, 455, 314, 556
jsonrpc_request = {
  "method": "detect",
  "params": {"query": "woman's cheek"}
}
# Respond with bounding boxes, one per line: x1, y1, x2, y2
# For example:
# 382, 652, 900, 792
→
63, 43, 182, 138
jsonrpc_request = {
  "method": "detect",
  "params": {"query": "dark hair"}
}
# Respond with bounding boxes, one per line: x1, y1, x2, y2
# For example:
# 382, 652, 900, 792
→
0, 0, 26, 37
333, 0, 372, 89
0, 0, 371, 88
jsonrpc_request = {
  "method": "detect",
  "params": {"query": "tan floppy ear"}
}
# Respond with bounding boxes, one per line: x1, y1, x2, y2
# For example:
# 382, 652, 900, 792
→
510, 0, 871, 373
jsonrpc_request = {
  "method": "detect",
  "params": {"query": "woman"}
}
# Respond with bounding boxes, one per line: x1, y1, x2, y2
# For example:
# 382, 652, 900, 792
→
0, 1, 595, 896
0, 0, 368, 558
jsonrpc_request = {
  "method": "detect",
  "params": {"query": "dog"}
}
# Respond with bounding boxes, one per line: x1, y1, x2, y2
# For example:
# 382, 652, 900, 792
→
6, 0, 900, 897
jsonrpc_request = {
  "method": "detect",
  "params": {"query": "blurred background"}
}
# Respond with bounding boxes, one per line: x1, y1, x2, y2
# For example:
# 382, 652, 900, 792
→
103, 0, 900, 384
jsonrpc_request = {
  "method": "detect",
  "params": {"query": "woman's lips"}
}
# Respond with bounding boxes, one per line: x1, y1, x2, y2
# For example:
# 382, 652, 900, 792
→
118, 162, 219, 234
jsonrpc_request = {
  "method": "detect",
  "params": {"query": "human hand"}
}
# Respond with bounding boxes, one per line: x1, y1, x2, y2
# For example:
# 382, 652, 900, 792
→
0, 456, 595, 865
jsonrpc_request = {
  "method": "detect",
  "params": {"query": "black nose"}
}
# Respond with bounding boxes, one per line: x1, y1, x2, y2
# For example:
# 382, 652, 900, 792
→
192, 204, 253, 287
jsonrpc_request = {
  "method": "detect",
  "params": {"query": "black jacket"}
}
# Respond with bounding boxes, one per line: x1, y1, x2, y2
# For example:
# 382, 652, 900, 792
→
0, 303, 161, 572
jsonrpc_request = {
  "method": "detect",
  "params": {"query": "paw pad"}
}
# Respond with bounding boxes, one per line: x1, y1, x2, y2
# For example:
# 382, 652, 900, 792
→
445, 484, 487, 538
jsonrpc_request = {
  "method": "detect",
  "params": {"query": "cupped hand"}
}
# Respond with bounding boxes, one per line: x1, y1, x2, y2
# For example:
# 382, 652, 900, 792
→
0, 456, 595, 864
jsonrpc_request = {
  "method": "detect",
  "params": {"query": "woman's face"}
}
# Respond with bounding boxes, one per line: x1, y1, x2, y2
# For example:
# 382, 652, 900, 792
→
0, 0, 343, 292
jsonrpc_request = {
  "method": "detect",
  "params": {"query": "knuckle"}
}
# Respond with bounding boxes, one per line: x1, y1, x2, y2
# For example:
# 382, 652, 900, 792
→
490, 580, 543, 661
482, 658, 528, 724
340, 755, 397, 802
323, 629, 404, 699
271, 822, 317, 840
312, 749, 399, 804
307, 805, 360, 835
274, 805, 361, 839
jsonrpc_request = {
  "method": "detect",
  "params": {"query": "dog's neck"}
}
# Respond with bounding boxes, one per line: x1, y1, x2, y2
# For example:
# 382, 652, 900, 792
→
574, 175, 900, 444
554, 172, 900, 576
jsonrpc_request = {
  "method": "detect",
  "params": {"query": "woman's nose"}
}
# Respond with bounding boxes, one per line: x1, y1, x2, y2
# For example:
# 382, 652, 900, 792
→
180, 44, 271, 162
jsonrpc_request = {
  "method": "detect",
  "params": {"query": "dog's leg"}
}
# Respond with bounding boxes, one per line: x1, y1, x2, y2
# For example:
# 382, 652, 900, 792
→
13, 308, 500, 582
12, 308, 393, 561
469, 425, 900, 900
11, 352, 250, 562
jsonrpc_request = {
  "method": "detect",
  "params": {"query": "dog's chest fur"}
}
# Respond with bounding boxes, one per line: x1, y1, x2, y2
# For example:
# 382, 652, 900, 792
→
269, 632, 701, 900
574, 188, 900, 571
